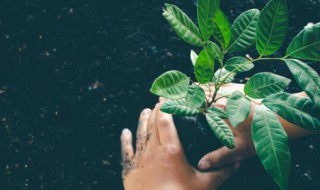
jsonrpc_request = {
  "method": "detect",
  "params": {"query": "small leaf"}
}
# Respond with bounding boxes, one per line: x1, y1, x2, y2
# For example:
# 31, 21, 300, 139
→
252, 106, 291, 190
214, 68, 236, 84
286, 23, 320, 61
227, 9, 260, 53
207, 41, 223, 64
190, 50, 198, 66
244, 72, 291, 99
212, 9, 231, 50
226, 91, 252, 127
263, 93, 320, 131
205, 113, 235, 149
150, 70, 190, 99
197, 0, 220, 41
195, 45, 215, 84
285, 59, 320, 107
163, 4, 204, 47
161, 99, 202, 115
186, 85, 206, 109
256, 0, 288, 55
225, 56, 254, 73
207, 106, 228, 119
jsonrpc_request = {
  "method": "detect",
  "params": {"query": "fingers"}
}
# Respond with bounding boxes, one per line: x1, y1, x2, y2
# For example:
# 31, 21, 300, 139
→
156, 107, 180, 145
135, 108, 151, 156
121, 128, 134, 177
146, 104, 160, 147
198, 147, 235, 170
201, 163, 240, 187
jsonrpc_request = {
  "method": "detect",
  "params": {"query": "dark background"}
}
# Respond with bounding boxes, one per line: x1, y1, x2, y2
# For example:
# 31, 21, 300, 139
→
0, 0, 319, 189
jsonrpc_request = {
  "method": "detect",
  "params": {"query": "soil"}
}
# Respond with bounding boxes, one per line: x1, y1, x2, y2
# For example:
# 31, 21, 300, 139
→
0, 0, 319, 190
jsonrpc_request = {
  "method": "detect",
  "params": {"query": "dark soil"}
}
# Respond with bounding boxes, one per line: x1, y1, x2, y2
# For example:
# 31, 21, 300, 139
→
0, 0, 319, 190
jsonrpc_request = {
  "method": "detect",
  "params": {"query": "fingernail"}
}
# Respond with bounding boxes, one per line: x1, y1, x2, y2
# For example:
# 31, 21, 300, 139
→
122, 128, 130, 135
198, 161, 211, 170
155, 103, 160, 108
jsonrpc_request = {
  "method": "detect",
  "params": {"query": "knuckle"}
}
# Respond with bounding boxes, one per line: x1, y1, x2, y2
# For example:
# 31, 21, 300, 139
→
158, 117, 171, 127
160, 144, 181, 159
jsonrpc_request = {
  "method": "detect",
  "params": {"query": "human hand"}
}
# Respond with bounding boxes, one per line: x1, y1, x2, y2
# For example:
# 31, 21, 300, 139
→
121, 104, 239, 190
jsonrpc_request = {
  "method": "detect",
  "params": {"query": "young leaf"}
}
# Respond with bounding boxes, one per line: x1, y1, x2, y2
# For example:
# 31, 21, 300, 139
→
252, 106, 291, 190
256, 0, 288, 56
226, 91, 252, 128
150, 70, 190, 99
160, 99, 202, 115
212, 9, 232, 50
225, 56, 254, 73
205, 113, 235, 149
263, 93, 320, 131
190, 50, 198, 66
195, 45, 215, 84
207, 41, 223, 64
244, 72, 291, 99
214, 68, 236, 84
163, 4, 204, 47
186, 85, 205, 109
227, 9, 260, 53
286, 23, 320, 61
197, 0, 220, 41
285, 59, 320, 107
207, 106, 228, 119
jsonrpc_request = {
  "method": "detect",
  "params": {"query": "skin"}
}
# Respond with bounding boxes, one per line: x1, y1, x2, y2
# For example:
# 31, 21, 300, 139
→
121, 103, 240, 190
198, 83, 319, 170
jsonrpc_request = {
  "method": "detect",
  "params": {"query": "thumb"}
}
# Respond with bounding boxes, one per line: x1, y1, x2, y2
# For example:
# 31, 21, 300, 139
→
200, 163, 240, 188
198, 146, 236, 170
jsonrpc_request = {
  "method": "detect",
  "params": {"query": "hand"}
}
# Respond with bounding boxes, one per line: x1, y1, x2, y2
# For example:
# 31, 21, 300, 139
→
121, 104, 239, 190
198, 83, 316, 170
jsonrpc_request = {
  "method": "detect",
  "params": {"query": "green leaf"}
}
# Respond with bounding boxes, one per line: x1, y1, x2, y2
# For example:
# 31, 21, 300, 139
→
244, 72, 291, 99
285, 59, 320, 107
195, 45, 215, 84
226, 91, 252, 128
225, 56, 254, 73
197, 0, 220, 41
207, 106, 228, 119
263, 93, 320, 131
227, 9, 260, 53
214, 68, 236, 84
252, 106, 291, 190
205, 113, 235, 149
190, 50, 198, 66
256, 0, 288, 55
161, 99, 202, 115
163, 4, 204, 47
207, 41, 223, 64
212, 9, 231, 50
150, 70, 190, 99
186, 85, 206, 109
286, 23, 320, 61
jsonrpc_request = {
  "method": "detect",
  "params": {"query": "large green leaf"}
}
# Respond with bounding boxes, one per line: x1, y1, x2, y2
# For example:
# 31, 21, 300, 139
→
285, 59, 320, 107
212, 9, 231, 50
244, 72, 291, 99
195, 45, 215, 84
197, 0, 220, 41
225, 56, 254, 73
150, 70, 190, 99
286, 23, 320, 61
190, 50, 198, 66
227, 9, 260, 53
252, 106, 291, 190
226, 91, 252, 128
207, 106, 228, 119
163, 4, 204, 47
205, 112, 235, 149
214, 68, 236, 84
256, 0, 288, 55
263, 93, 320, 131
186, 85, 205, 109
161, 99, 202, 115
207, 41, 223, 64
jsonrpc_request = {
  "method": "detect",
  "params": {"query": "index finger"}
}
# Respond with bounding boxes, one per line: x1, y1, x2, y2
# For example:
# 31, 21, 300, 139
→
156, 106, 180, 145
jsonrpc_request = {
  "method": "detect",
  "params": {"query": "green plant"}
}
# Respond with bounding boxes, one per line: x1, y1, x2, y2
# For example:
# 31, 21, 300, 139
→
149, 0, 320, 189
